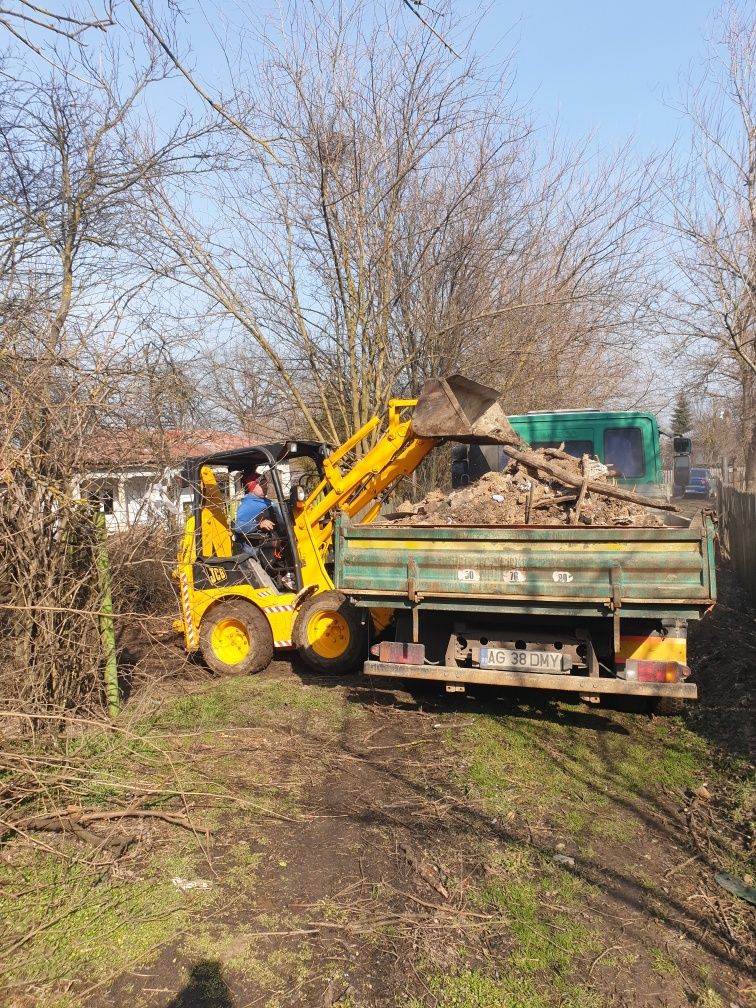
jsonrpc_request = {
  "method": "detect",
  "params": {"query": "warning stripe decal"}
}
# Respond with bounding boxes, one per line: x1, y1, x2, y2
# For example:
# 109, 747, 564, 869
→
178, 570, 197, 650
615, 635, 687, 663
263, 604, 296, 614
274, 639, 293, 648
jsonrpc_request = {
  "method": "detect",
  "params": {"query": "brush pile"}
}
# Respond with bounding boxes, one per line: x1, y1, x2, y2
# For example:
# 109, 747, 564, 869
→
387, 445, 676, 528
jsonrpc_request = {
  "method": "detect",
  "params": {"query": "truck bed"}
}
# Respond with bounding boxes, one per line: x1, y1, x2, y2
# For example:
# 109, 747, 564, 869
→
334, 518, 717, 622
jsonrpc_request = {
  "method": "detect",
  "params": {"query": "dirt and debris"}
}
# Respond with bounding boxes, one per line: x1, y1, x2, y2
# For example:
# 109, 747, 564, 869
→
390, 447, 672, 527
398, 840, 450, 899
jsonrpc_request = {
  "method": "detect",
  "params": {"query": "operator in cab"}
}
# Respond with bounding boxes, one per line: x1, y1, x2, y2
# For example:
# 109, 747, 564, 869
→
234, 471, 280, 542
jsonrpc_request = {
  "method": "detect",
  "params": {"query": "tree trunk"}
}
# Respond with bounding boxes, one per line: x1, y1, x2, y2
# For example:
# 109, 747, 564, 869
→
743, 366, 756, 490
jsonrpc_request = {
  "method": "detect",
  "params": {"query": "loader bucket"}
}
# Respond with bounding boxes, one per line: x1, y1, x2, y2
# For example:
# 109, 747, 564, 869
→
411, 375, 517, 444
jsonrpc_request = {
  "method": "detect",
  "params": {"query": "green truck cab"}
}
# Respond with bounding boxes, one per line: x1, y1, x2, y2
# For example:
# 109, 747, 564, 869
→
453, 411, 665, 497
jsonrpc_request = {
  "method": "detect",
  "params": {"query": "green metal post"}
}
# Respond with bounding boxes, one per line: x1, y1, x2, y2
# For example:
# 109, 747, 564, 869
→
95, 511, 119, 717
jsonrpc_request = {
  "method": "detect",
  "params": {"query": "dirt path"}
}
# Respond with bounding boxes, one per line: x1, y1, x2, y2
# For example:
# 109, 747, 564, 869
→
3, 557, 752, 1008
90, 563, 753, 1008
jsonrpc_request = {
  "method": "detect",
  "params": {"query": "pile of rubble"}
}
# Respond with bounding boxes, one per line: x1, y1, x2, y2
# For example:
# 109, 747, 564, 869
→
386, 446, 675, 528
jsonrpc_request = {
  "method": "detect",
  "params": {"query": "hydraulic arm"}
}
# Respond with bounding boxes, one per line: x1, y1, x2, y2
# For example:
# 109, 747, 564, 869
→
292, 399, 437, 590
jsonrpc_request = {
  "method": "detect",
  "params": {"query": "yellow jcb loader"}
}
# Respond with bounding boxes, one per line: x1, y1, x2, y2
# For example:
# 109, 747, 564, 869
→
173, 377, 512, 675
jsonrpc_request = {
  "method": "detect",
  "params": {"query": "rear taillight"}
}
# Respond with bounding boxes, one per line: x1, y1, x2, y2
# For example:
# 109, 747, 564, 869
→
617, 659, 690, 683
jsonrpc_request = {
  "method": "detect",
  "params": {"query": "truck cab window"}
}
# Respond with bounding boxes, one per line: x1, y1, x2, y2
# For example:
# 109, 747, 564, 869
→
604, 427, 644, 478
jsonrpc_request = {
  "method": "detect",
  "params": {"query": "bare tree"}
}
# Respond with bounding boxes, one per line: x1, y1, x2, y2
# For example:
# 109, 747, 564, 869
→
0, 46, 221, 714
668, 1, 756, 487
394, 134, 661, 413
0, 42, 220, 338
0, 1, 112, 59
0, 312, 111, 712
147, 0, 536, 446
149, 0, 660, 453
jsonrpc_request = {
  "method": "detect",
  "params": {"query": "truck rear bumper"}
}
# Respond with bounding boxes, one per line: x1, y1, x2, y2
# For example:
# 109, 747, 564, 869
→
362, 661, 697, 699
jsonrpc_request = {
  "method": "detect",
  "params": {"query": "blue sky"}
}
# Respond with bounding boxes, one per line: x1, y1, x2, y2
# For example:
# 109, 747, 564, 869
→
455, 0, 720, 151
171, 1, 722, 155
467, 1, 721, 150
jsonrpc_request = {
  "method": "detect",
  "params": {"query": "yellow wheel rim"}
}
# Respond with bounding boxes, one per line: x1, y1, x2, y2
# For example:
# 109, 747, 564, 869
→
307, 610, 350, 659
211, 617, 251, 665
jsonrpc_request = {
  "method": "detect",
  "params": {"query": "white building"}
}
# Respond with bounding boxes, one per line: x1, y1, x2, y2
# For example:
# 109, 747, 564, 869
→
81, 429, 259, 532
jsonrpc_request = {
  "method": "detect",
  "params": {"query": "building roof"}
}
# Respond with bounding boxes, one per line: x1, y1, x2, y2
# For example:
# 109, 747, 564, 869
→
84, 428, 264, 469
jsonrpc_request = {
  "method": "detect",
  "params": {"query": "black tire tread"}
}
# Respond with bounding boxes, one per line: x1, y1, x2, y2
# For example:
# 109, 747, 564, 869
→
199, 598, 274, 676
293, 589, 367, 674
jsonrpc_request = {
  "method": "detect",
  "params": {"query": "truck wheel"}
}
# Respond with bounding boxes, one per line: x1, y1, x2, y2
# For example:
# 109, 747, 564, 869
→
199, 599, 274, 676
293, 590, 367, 674
647, 696, 686, 716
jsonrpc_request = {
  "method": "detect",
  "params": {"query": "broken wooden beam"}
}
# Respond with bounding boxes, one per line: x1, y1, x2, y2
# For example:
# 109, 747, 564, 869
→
498, 443, 678, 513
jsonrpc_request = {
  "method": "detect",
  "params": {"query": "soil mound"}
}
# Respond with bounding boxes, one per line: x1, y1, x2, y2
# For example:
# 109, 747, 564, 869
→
386, 448, 669, 528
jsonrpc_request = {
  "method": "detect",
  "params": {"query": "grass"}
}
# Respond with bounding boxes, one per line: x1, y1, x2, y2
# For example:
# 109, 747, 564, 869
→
145, 676, 360, 737
412, 968, 539, 1008
728, 774, 755, 829
409, 847, 603, 1008
153, 688, 237, 729
183, 917, 313, 1006
414, 972, 602, 1008
0, 844, 206, 995
452, 697, 713, 846
611, 731, 710, 794
694, 992, 725, 1008
649, 947, 676, 976
0, 672, 361, 1005
476, 861, 599, 977
409, 694, 726, 1008
247, 678, 351, 715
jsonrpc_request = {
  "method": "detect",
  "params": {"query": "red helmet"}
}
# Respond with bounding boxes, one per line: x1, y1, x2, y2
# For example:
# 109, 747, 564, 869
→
243, 471, 268, 492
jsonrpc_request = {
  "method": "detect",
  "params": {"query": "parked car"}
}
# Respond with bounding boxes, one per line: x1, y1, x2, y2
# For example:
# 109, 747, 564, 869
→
684, 467, 714, 498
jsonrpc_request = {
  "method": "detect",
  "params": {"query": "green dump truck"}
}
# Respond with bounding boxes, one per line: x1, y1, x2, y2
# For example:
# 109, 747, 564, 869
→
335, 514, 717, 701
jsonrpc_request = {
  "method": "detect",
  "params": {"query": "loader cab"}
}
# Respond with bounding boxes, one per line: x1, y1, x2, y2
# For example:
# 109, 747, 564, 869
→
181, 440, 330, 594
452, 411, 665, 497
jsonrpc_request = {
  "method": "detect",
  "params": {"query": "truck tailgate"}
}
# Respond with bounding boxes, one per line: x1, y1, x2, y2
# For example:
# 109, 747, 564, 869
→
334, 520, 716, 621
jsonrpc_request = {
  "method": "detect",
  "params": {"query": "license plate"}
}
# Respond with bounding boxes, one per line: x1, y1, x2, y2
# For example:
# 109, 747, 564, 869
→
479, 648, 570, 673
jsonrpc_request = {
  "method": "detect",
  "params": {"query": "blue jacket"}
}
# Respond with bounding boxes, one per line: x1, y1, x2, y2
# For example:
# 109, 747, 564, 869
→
234, 493, 277, 534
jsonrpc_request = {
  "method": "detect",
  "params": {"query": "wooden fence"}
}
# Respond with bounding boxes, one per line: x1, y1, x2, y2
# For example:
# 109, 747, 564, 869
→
717, 484, 756, 603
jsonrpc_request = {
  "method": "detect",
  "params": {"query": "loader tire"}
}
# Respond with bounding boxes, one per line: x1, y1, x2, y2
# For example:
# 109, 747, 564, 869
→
199, 599, 274, 676
293, 590, 367, 674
